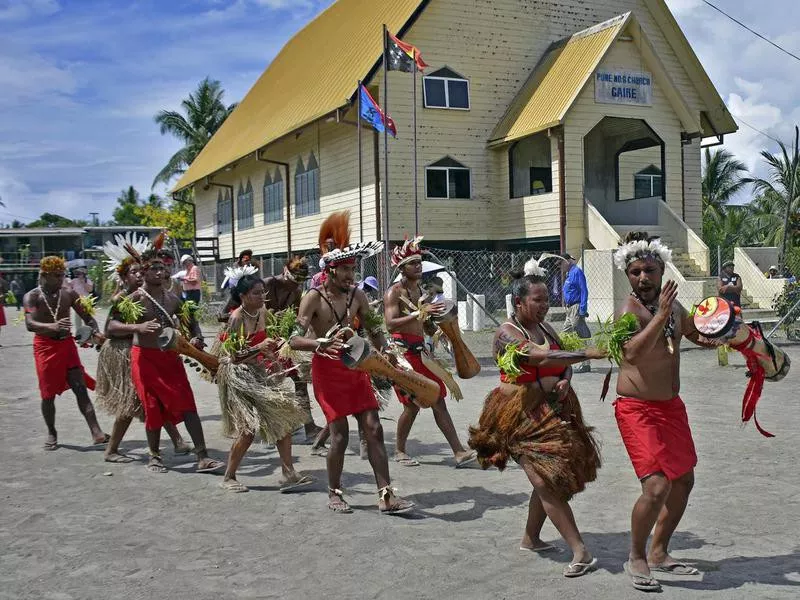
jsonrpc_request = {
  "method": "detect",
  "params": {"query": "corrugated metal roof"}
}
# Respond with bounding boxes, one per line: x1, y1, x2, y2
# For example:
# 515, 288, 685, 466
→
174, 0, 425, 192
0, 228, 86, 236
489, 14, 629, 147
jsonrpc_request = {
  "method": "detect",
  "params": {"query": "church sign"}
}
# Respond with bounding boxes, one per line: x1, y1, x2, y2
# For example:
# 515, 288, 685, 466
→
595, 69, 652, 106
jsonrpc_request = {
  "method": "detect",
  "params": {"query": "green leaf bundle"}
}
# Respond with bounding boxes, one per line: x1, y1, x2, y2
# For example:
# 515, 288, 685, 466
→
495, 341, 527, 383
221, 323, 250, 355
265, 307, 297, 340
594, 313, 639, 365
4, 291, 16, 305
77, 295, 97, 317
116, 296, 144, 324
362, 307, 384, 333
558, 332, 586, 352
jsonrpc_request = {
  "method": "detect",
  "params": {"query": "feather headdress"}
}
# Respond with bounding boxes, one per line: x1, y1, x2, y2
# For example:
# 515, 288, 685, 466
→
221, 264, 259, 290
391, 235, 425, 267
523, 257, 547, 278
103, 232, 150, 283
614, 232, 672, 271
39, 255, 67, 274
139, 230, 167, 265
318, 210, 383, 266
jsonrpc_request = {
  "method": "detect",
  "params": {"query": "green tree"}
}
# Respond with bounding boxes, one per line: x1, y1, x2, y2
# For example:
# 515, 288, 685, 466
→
112, 186, 143, 226
751, 126, 800, 271
702, 147, 749, 225
26, 213, 86, 228
152, 77, 238, 188
135, 197, 193, 239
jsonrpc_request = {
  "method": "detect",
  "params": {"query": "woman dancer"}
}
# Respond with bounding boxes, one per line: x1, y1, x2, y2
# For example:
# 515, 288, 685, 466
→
96, 234, 191, 462
468, 259, 604, 577
217, 271, 312, 493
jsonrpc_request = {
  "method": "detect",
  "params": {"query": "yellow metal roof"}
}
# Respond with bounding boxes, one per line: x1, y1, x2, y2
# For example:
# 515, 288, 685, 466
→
174, 0, 425, 192
489, 15, 628, 147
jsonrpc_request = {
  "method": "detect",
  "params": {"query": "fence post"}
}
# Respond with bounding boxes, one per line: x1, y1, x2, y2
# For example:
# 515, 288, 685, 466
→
717, 246, 721, 276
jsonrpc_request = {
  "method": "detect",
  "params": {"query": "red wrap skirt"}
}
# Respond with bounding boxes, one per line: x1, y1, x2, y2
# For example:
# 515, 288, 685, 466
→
0, 306, 6, 326
131, 346, 197, 430
311, 354, 378, 423
33, 335, 96, 399
391, 332, 446, 406
614, 396, 697, 481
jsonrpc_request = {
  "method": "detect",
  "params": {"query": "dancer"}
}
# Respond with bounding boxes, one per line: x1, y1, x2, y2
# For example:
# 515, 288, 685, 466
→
96, 234, 191, 463
107, 234, 224, 474
468, 259, 603, 578
23, 256, 108, 450
613, 232, 715, 591
384, 236, 476, 468
0, 272, 7, 346
217, 269, 312, 493
263, 256, 326, 448
289, 211, 414, 514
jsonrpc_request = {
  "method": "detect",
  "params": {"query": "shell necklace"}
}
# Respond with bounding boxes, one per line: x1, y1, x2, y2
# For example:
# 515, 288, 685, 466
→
139, 287, 175, 327
37, 286, 62, 322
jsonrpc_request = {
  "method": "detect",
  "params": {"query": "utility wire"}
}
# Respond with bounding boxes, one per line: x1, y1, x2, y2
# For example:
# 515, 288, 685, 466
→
701, 0, 800, 63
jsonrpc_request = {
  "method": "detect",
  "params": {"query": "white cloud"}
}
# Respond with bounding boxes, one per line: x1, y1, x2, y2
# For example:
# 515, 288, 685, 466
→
0, 0, 60, 22
664, 0, 703, 16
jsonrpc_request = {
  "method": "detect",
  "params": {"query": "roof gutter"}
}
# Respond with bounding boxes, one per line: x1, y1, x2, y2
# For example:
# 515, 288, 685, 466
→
204, 178, 235, 260
256, 151, 292, 254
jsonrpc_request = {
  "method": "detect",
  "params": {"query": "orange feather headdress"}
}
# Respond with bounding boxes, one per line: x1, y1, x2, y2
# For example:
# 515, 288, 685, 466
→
318, 210, 383, 268
39, 255, 67, 274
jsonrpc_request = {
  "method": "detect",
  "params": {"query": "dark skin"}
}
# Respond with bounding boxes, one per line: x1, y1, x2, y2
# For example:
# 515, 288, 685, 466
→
23, 269, 106, 448
495, 280, 605, 570
103, 265, 191, 463
718, 265, 742, 297
384, 257, 473, 464
107, 259, 220, 473
616, 258, 718, 580
290, 262, 411, 512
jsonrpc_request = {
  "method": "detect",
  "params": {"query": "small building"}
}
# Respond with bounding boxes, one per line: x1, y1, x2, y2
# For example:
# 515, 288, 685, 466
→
174, 0, 737, 315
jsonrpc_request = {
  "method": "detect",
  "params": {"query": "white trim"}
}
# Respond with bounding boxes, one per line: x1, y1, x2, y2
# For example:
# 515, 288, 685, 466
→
425, 165, 472, 199
423, 76, 471, 110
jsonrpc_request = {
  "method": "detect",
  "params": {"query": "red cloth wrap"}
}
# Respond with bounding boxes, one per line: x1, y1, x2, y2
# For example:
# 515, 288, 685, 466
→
729, 327, 774, 437
0, 306, 6, 326
130, 345, 197, 430
613, 396, 697, 481
33, 335, 96, 399
391, 332, 446, 406
311, 354, 378, 422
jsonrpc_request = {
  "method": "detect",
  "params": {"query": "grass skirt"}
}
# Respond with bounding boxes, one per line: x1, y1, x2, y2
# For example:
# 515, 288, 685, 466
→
216, 358, 307, 443
468, 383, 600, 501
200, 334, 224, 383
95, 338, 143, 421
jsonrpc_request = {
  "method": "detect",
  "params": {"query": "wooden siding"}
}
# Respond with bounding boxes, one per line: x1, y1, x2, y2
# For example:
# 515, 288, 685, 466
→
682, 138, 702, 231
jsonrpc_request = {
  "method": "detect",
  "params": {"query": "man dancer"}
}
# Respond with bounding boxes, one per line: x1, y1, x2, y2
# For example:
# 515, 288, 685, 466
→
23, 256, 108, 450
613, 232, 716, 591
263, 255, 326, 447
289, 211, 414, 514
561, 252, 591, 373
108, 237, 223, 474
384, 237, 476, 468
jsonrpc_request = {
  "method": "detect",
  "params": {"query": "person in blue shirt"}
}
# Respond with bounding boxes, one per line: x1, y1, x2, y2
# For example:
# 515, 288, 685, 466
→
561, 253, 591, 372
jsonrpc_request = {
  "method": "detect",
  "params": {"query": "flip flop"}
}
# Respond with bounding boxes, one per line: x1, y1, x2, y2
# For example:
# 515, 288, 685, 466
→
649, 561, 700, 575
519, 543, 563, 554
279, 474, 313, 493
394, 454, 420, 467
93, 434, 111, 446
219, 480, 249, 493
43, 438, 58, 451
310, 446, 328, 457
624, 561, 662, 591
563, 557, 598, 578
455, 451, 477, 469
196, 459, 225, 473
104, 453, 134, 463
146, 457, 168, 474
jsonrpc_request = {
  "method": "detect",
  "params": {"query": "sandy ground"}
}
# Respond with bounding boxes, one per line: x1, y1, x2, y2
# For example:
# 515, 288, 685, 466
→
1, 309, 799, 600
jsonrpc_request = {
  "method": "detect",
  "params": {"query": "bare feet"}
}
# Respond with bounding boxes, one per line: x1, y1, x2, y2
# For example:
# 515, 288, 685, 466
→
378, 486, 415, 515
454, 449, 477, 468
92, 433, 110, 445
146, 455, 168, 473
328, 488, 353, 513
104, 452, 134, 463
196, 457, 225, 473
43, 434, 58, 451
220, 479, 249, 493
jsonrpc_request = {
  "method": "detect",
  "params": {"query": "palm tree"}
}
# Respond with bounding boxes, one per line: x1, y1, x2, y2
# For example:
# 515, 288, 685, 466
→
152, 77, 238, 188
751, 126, 800, 271
701, 147, 749, 224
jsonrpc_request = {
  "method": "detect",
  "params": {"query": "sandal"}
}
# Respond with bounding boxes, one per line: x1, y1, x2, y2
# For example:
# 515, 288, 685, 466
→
219, 480, 249, 493
43, 437, 58, 451
563, 557, 598, 578
92, 433, 111, 446
648, 561, 700, 575
196, 458, 225, 473
394, 453, 420, 467
146, 455, 168, 473
455, 450, 477, 469
279, 473, 313, 493
327, 488, 353, 513
378, 486, 415, 515
310, 445, 328, 457
624, 561, 662, 591
104, 452, 134, 464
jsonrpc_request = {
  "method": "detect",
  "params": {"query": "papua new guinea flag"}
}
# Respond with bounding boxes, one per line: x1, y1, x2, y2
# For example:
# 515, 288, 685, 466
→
359, 85, 397, 137
386, 30, 428, 73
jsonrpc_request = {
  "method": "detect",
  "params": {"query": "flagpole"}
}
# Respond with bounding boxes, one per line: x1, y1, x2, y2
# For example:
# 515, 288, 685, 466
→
412, 64, 419, 235
382, 24, 390, 286
357, 80, 363, 242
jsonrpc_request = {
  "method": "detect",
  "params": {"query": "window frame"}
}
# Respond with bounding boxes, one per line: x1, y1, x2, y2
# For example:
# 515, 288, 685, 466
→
633, 172, 662, 199
263, 171, 284, 225
423, 75, 471, 110
294, 154, 320, 218
236, 181, 254, 231
217, 190, 232, 235
425, 165, 472, 200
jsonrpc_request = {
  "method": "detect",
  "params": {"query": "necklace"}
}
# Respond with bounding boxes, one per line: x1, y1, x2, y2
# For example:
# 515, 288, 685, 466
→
241, 306, 259, 319
37, 286, 62, 322
140, 287, 175, 327
631, 291, 675, 354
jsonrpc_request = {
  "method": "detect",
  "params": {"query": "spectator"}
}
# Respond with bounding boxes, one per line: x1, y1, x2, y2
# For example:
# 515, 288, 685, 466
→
783, 266, 796, 284
719, 260, 743, 307
68, 268, 94, 330
237, 249, 253, 267
358, 275, 382, 308
560, 252, 591, 373
767, 265, 779, 279
10, 275, 24, 310
180, 254, 202, 304
310, 258, 326, 289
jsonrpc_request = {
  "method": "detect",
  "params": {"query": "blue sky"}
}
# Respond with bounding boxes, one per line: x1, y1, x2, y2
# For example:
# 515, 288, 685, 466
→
0, 0, 798, 224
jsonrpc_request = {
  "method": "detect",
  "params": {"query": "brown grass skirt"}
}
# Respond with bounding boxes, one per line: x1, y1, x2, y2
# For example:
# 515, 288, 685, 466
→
95, 338, 144, 421
468, 383, 601, 501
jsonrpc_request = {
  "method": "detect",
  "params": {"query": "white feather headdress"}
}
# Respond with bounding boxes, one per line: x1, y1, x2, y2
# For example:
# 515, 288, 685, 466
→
103, 232, 150, 283
523, 257, 547, 278
613, 238, 673, 271
221, 264, 259, 290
